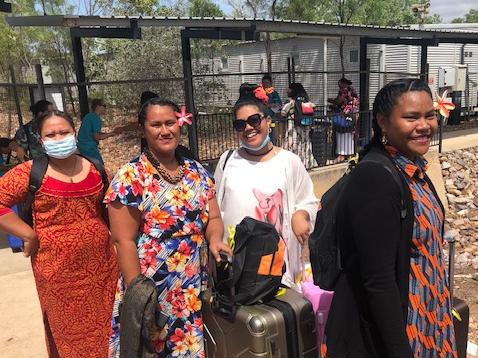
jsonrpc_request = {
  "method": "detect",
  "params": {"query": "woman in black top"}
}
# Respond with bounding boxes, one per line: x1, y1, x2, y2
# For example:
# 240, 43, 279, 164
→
323, 79, 457, 357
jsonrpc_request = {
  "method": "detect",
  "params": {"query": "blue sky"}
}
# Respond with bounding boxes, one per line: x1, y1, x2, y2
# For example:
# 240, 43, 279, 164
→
430, 0, 476, 22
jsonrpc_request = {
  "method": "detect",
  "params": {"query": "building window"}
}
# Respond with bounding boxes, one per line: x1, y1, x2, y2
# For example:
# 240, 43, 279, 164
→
221, 56, 228, 70
349, 49, 359, 63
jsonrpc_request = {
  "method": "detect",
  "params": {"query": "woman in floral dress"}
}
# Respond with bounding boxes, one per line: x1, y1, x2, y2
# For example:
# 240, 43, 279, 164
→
106, 98, 231, 357
328, 78, 360, 162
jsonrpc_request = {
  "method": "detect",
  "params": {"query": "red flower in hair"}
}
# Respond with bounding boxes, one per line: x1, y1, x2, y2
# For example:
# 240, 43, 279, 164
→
253, 86, 269, 104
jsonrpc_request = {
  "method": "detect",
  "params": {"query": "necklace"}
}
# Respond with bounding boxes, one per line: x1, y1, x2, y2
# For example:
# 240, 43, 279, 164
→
244, 145, 274, 157
50, 155, 78, 183
145, 149, 185, 184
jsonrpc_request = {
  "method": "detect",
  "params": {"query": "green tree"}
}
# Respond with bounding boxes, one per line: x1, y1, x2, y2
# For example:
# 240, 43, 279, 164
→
189, 0, 223, 17
452, 9, 478, 23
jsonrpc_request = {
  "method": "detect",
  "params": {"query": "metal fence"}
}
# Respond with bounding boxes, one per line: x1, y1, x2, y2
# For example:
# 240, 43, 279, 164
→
197, 108, 441, 171
0, 67, 469, 172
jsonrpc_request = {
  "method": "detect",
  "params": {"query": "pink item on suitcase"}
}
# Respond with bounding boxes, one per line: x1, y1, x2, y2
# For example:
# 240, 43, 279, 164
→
300, 249, 334, 349
301, 279, 334, 347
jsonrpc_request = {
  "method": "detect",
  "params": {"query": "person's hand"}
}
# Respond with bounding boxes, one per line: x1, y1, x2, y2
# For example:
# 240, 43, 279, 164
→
209, 237, 233, 263
291, 211, 310, 245
22, 233, 39, 257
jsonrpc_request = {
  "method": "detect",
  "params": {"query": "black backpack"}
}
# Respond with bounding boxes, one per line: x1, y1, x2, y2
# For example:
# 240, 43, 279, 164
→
309, 149, 407, 290
19, 154, 109, 227
212, 217, 286, 320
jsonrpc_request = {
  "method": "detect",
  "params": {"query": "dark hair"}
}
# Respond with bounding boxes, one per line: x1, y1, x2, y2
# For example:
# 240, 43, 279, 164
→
138, 98, 180, 125
362, 78, 433, 157
288, 83, 309, 101
38, 110, 76, 134
233, 83, 268, 118
140, 91, 158, 107
30, 100, 52, 117
262, 74, 272, 82
91, 98, 106, 111
0, 138, 13, 148
339, 77, 353, 86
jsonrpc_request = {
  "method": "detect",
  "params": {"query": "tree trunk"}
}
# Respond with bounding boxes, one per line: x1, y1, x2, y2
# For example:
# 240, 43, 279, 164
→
339, 35, 346, 77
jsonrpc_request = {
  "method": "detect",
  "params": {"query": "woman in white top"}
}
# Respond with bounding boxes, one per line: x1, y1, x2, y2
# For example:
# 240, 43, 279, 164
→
215, 84, 318, 290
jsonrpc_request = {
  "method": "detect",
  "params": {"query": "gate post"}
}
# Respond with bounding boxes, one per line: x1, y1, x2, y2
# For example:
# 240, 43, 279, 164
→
181, 29, 199, 159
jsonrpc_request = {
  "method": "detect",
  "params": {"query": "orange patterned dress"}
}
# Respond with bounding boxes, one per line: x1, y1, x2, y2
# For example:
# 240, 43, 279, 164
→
0, 161, 118, 357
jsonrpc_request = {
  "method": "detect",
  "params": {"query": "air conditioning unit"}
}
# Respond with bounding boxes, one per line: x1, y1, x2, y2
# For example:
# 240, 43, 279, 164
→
438, 67, 456, 88
438, 65, 467, 91
454, 65, 467, 92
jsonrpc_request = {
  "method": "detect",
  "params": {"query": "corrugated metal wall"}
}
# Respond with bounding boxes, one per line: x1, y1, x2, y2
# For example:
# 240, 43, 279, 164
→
194, 28, 478, 110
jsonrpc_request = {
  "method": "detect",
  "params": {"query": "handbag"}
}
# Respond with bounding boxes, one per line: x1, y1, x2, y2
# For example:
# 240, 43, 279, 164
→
301, 102, 315, 115
332, 112, 354, 130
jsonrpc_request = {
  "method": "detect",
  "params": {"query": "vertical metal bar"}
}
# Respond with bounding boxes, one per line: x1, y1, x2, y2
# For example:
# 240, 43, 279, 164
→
287, 57, 292, 86
35, 63, 46, 100
420, 45, 428, 81
438, 116, 444, 153
323, 39, 328, 110
291, 56, 296, 83
9, 65, 24, 127
181, 29, 198, 159
70, 30, 89, 118
359, 38, 369, 143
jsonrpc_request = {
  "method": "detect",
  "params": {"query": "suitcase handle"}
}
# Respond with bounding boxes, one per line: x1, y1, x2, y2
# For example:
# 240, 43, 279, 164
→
444, 231, 456, 301
208, 251, 237, 321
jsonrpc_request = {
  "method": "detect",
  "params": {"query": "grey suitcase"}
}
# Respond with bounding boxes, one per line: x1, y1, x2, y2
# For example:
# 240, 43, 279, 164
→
203, 288, 317, 357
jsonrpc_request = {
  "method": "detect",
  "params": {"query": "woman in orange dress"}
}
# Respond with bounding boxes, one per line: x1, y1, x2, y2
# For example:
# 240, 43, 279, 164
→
0, 111, 118, 357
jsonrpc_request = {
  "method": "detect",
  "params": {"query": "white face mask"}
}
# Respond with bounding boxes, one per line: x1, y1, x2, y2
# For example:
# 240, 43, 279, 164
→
43, 135, 77, 159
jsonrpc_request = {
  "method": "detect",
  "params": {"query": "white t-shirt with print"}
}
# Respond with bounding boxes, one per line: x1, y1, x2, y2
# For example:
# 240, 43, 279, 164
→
214, 148, 318, 290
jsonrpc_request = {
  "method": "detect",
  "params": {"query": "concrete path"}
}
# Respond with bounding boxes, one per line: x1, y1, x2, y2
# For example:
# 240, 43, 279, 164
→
0, 126, 476, 358
0, 237, 47, 357
442, 127, 478, 152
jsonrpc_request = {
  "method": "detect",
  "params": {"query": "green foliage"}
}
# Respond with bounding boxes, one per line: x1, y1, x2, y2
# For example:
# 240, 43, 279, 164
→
276, 0, 424, 26
452, 9, 478, 24
189, 0, 224, 17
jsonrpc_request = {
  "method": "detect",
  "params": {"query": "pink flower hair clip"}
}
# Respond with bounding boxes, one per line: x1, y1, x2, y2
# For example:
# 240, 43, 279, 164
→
433, 90, 455, 119
175, 105, 193, 127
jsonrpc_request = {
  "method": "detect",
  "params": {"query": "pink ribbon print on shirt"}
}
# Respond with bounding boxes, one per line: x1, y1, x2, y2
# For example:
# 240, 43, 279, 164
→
253, 188, 284, 238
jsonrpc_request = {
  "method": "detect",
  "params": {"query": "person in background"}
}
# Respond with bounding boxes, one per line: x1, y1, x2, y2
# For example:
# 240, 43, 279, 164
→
0, 138, 22, 173
0, 111, 118, 357
281, 82, 316, 168
106, 98, 230, 357
261, 74, 282, 117
322, 79, 457, 357
261, 74, 282, 145
78, 98, 123, 164
328, 77, 360, 162
215, 83, 317, 291
14, 99, 53, 161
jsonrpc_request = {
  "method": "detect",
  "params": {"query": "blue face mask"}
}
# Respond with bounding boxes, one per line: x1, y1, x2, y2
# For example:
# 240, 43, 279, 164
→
43, 135, 77, 159
240, 133, 271, 152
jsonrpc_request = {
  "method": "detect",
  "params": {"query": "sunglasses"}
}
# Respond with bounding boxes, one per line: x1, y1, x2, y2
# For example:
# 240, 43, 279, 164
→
232, 113, 264, 132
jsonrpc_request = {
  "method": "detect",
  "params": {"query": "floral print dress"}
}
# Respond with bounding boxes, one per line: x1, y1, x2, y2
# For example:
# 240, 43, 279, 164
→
105, 154, 215, 358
